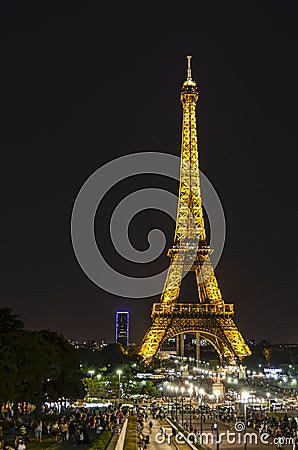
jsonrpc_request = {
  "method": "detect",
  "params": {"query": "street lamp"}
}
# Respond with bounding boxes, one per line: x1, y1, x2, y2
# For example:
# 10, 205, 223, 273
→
214, 389, 220, 450
170, 385, 174, 414
199, 388, 205, 434
181, 386, 185, 427
116, 370, 122, 400
166, 385, 171, 415
188, 387, 193, 429
175, 386, 179, 420
88, 369, 95, 378
266, 391, 271, 409
241, 391, 249, 450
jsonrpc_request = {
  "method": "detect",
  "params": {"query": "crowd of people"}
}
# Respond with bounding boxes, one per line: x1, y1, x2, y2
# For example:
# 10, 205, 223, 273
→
136, 407, 152, 450
247, 411, 298, 438
0, 404, 127, 450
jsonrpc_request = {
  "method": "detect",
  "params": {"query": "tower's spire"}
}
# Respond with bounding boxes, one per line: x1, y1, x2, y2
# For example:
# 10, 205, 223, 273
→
186, 55, 192, 80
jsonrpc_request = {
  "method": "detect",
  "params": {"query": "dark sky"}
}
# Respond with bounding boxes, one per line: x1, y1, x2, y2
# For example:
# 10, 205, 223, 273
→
1, 5, 298, 345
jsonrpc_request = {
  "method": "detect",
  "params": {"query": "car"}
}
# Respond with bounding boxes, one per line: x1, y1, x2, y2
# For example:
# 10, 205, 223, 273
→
247, 404, 266, 411
271, 403, 286, 411
183, 405, 196, 410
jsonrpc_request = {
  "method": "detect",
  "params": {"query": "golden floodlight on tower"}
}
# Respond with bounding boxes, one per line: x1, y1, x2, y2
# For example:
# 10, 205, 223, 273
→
138, 56, 251, 365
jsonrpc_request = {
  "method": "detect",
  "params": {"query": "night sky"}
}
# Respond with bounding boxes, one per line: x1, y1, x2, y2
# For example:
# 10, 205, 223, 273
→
1, 6, 298, 345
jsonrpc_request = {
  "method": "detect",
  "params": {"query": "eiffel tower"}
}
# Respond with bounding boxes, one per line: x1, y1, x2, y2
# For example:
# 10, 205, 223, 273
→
138, 56, 251, 365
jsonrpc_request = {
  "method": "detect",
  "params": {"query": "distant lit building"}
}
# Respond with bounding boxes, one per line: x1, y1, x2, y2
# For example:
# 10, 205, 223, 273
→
116, 311, 129, 347
67, 339, 107, 350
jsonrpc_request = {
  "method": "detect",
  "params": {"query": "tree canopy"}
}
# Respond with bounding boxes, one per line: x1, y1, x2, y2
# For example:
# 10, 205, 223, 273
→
0, 308, 84, 409
0, 307, 24, 332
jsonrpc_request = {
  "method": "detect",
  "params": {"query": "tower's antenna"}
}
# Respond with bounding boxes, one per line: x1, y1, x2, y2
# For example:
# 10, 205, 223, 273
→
186, 55, 192, 80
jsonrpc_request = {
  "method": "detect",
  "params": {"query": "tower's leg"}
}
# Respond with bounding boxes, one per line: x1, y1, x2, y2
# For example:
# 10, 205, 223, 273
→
180, 333, 184, 358
176, 335, 180, 356
196, 332, 200, 368
138, 317, 172, 365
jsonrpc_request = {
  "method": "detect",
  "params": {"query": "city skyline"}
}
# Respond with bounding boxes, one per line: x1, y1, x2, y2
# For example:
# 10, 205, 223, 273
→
1, 7, 298, 346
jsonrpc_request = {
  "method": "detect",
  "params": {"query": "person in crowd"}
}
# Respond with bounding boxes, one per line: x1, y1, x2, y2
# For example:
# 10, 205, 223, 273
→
68, 421, 77, 445
52, 421, 60, 441
16, 439, 26, 450
35, 420, 42, 442
60, 421, 68, 442
0, 439, 13, 450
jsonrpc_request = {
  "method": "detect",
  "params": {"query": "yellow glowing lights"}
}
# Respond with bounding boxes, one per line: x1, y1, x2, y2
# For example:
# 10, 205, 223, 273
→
138, 56, 251, 365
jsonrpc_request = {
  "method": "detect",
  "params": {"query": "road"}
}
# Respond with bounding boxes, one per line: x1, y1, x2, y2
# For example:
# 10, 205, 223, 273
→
137, 413, 196, 450
170, 415, 294, 450
140, 416, 174, 449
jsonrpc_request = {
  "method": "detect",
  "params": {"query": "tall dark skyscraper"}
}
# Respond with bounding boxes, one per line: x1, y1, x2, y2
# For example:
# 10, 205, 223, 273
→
115, 311, 129, 347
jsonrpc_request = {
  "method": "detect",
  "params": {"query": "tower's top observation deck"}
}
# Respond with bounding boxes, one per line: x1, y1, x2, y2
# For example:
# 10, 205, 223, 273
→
181, 55, 198, 98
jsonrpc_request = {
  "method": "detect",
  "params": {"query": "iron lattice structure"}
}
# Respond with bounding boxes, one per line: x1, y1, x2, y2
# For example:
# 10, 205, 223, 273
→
138, 56, 251, 365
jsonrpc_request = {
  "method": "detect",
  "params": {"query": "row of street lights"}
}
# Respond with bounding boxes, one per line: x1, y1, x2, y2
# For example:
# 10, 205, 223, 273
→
210, 390, 251, 450
166, 385, 252, 450
87, 369, 102, 380
166, 383, 207, 431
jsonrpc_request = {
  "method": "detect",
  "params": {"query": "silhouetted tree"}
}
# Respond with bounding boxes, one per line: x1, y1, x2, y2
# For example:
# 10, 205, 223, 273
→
0, 307, 24, 332
0, 309, 83, 413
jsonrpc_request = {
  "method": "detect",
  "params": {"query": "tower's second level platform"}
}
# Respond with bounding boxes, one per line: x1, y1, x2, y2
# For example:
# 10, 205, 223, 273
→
151, 302, 234, 320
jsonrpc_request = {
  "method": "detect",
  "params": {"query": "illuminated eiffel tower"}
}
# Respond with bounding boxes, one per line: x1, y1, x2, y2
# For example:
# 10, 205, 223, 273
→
138, 56, 251, 365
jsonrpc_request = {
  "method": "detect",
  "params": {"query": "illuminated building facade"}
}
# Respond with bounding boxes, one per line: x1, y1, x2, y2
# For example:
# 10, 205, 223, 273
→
116, 311, 129, 347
